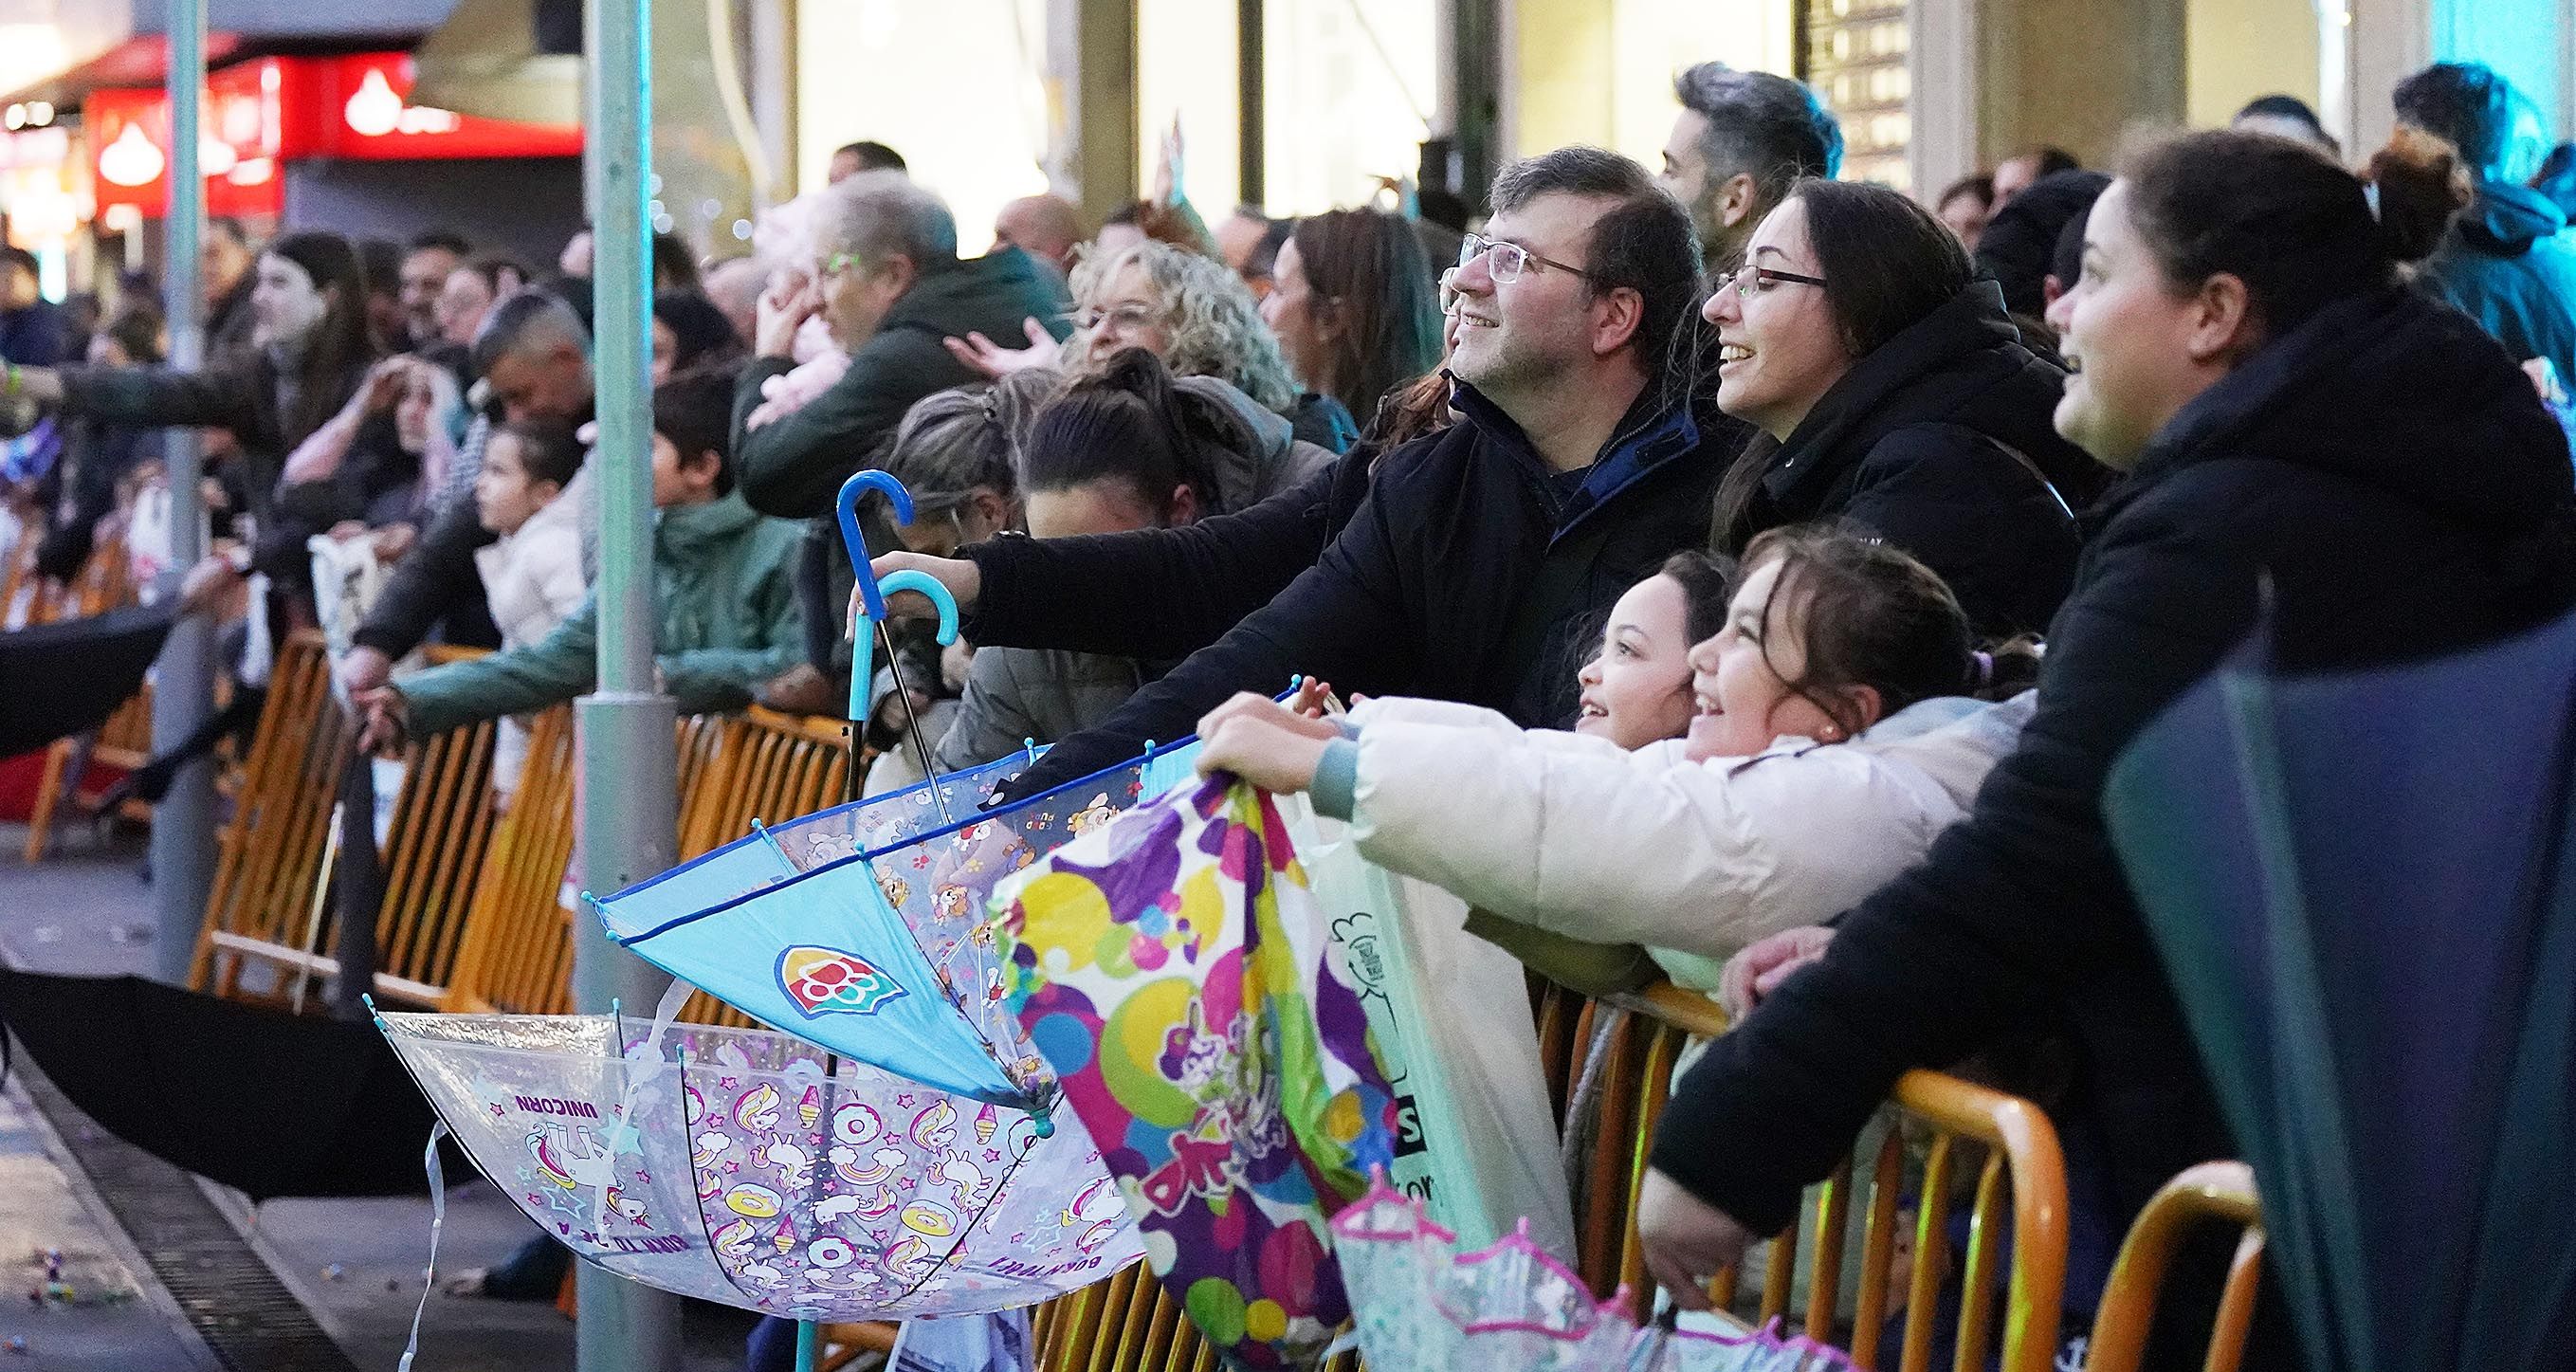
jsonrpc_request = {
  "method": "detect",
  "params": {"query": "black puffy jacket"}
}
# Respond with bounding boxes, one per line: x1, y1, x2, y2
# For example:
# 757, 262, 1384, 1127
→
1653, 288, 2574, 1355
1721, 279, 2102, 634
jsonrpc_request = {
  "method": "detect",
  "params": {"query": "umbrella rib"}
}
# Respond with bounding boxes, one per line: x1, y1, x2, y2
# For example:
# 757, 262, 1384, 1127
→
877, 1125, 1047, 1308
2220, 669, 2380, 1368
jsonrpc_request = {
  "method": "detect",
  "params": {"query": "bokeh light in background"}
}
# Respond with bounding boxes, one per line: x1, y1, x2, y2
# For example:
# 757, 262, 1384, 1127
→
1136, 0, 1241, 216
1262, 0, 1438, 216
795, 0, 1053, 254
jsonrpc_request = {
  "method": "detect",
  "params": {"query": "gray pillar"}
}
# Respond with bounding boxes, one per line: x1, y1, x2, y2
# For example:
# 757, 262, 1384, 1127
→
151, 0, 217, 984
575, 0, 683, 1365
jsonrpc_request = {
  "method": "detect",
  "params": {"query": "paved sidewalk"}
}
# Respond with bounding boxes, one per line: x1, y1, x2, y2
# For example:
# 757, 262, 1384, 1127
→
0, 1072, 222, 1372
0, 826, 756, 1371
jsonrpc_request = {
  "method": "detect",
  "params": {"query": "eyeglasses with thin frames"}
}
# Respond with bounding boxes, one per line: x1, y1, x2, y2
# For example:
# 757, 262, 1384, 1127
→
1456, 232, 1598, 285
1072, 302, 1160, 334
1713, 264, 1828, 297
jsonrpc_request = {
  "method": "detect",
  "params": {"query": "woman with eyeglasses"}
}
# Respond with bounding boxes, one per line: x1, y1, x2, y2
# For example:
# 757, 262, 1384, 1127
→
1644, 129, 2576, 1369
1703, 178, 2100, 636
943, 237, 1358, 456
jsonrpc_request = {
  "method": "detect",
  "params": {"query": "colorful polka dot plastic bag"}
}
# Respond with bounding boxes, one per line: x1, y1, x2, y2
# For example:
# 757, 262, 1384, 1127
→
997, 776, 1399, 1369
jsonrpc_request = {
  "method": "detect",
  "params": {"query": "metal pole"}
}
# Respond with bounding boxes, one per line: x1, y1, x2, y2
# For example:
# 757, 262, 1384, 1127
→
574, 0, 682, 1365
151, 0, 217, 982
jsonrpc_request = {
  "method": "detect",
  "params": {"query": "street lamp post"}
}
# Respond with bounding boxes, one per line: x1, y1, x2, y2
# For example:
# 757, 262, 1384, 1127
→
150, 0, 218, 981
573, 0, 684, 1366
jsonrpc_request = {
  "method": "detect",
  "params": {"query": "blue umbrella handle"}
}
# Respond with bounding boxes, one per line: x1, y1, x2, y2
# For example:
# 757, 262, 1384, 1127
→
836, 470, 917, 626
846, 569, 963, 725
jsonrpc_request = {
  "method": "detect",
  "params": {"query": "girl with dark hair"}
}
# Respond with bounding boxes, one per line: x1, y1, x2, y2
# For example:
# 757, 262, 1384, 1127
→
1703, 177, 2101, 636
1259, 208, 1443, 430
993, 346, 1337, 529
1643, 130, 2576, 1368
1192, 524, 2037, 990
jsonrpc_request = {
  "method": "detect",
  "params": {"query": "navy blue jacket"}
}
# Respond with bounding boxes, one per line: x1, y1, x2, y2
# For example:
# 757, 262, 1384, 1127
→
0, 299, 70, 367
2416, 180, 2576, 390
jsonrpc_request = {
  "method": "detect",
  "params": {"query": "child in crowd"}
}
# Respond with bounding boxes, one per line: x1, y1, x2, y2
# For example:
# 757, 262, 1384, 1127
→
1195, 525, 2037, 990
468, 418, 588, 803
356, 371, 804, 750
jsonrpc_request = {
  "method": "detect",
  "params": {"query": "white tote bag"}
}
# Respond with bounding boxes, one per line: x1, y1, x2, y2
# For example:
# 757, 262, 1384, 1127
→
1280, 796, 1576, 1259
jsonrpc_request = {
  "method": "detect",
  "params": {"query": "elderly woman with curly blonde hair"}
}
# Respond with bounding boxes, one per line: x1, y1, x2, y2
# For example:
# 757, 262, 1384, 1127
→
943, 236, 1356, 452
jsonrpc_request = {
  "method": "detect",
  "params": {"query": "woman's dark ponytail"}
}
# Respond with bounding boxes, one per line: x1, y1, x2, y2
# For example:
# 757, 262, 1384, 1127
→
2120, 130, 2397, 338
2365, 126, 2476, 265
1022, 347, 1216, 517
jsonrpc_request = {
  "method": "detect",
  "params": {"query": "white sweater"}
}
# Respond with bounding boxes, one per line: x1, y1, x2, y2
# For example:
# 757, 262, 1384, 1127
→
1341, 692, 2037, 988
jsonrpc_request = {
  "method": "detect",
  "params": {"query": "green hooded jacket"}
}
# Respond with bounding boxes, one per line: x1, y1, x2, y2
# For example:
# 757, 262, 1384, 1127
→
398, 491, 805, 736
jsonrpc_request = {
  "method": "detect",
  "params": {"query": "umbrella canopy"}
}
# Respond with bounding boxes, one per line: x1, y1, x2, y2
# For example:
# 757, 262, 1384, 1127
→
377, 1012, 1142, 1318
2103, 610, 2576, 1372
0, 602, 178, 756
0, 967, 466, 1200
592, 745, 1187, 1109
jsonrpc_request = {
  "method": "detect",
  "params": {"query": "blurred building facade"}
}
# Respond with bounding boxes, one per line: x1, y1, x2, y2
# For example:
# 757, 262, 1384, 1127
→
0, 0, 2565, 295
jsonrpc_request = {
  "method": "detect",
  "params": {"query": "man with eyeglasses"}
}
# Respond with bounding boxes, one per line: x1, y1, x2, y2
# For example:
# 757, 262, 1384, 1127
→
729, 170, 1070, 704
952, 146, 1745, 802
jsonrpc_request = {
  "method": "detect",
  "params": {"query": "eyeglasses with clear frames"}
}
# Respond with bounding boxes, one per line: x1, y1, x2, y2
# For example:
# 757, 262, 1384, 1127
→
1456, 232, 1598, 285
1073, 302, 1160, 333
1713, 264, 1829, 297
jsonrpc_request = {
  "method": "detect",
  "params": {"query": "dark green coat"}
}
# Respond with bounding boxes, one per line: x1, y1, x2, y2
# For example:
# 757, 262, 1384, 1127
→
732, 247, 1071, 519
399, 491, 804, 736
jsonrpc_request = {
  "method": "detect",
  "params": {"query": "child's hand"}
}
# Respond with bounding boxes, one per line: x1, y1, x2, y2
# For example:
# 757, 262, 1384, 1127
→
1287, 677, 1335, 718
1195, 714, 1330, 795
1197, 691, 1338, 743
353, 686, 410, 754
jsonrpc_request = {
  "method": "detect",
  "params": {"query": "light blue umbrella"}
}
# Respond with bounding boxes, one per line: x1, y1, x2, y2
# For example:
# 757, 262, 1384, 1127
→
839, 469, 949, 814
593, 471, 1203, 1112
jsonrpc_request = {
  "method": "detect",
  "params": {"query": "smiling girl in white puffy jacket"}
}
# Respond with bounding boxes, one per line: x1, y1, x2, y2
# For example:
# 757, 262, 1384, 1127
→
1194, 525, 2037, 990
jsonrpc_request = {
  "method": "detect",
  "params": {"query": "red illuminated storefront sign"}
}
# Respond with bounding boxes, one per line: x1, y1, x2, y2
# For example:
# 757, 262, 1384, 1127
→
86, 53, 581, 217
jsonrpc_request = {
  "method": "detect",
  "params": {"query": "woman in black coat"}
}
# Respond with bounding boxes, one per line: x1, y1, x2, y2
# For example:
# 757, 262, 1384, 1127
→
12, 231, 383, 593
1640, 130, 2576, 1367
1703, 178, 2106, 636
